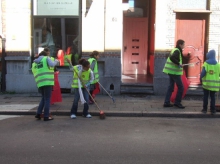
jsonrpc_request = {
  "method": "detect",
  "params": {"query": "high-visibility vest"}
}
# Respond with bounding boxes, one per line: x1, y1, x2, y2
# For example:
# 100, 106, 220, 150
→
32, 57, 54, 88
163, 48, 183, 75
64, 54, 72, 66
202, 62, 220, 91
71, 65, 91, 88
88, 58, 99, 84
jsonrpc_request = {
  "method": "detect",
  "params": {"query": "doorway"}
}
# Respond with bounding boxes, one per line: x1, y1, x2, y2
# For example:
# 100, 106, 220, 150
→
175, 13, 209, 85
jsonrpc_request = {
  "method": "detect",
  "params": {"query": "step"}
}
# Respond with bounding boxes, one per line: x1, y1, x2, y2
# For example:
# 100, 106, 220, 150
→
120, 83, 154, 94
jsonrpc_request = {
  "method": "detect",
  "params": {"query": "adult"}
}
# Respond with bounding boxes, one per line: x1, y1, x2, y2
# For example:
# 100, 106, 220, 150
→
32, 51, 59, 121
38, 27, 55, 57
163, 39, 186, 108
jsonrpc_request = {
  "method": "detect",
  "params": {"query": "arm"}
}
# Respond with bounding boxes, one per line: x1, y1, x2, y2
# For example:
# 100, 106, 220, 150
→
39, 33, 51, 47
200, 66, 206, 83
90, 60, 96, 71
47, 57, 59, 67
169, 50, 181, 65
89, 70, 95, 83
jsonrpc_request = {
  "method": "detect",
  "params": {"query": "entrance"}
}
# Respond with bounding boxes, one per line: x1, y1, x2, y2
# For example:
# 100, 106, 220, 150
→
176, 13, 209, 85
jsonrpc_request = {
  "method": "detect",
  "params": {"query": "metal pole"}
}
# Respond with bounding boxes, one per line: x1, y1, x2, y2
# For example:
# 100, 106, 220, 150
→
1, 38, 6, 92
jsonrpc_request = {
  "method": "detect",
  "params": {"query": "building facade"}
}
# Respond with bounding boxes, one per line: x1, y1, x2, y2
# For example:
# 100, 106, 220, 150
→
0, 0, 219, 95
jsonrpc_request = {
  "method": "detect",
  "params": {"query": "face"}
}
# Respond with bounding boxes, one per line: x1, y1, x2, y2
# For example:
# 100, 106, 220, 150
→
83, 64, 90, 71
179, 42, 185, 50
95, 54, 100, 60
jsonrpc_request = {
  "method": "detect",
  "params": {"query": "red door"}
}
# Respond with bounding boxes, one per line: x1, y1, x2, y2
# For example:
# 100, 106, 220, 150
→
176, 13, 208, 85
123, 17, 148, 74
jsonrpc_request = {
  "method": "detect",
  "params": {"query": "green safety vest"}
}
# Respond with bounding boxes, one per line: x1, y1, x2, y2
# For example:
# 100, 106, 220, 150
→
71, 65, 91, 88
88, 58, 99, 84
64, 53, 80, 66
163, 48, 183, 75
32, 57, 54, 88
202, 62, 220, 91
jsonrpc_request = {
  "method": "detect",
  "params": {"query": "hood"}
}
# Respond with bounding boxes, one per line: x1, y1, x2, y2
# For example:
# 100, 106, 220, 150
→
206, 50, 217, 65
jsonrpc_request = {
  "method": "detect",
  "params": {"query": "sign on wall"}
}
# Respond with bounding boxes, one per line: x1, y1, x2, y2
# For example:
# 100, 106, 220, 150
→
33, 0, 79, 16
176, 0, 207, 10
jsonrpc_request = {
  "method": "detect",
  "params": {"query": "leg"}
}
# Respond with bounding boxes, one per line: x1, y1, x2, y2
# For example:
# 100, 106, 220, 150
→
43, 86, 52, 118
37, 87, 45, 115
82, 88, 90, 116
203, 88, 209, 111
210, 90, 216, 114
71, 88, 80, 115
173, 75, 184, 105
164, 74, 175, 105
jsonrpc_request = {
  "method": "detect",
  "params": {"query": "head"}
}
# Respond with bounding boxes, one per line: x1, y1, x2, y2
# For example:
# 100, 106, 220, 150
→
38, 51, 47, 57
89, 50, 100, 60
43, 47, 50, 56
176, 39, 185, 50
206, 49, 216, 60
78, 58, 90, 71
42, 27, 51, 35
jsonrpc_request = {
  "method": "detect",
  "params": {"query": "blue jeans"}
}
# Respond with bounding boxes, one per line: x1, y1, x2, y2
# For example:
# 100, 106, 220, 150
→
203, 88, 216, 111
37, 86, 52, 117
164, 74, 184, 105
71, 88, 89, 116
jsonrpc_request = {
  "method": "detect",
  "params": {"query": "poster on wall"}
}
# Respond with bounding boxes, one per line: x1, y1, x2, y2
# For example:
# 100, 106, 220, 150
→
33, 0, 79, 16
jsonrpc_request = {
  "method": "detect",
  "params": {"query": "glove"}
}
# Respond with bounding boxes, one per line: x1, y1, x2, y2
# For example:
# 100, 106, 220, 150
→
179, 65, 183, 68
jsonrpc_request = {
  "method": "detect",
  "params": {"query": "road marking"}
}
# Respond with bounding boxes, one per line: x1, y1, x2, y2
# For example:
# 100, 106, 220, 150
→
0, 104, 38, 111
0, 115, 21, 120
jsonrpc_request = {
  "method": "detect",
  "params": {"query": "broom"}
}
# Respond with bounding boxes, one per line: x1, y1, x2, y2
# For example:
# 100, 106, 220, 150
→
73, 67, 106, 119
98, 82, 115, 103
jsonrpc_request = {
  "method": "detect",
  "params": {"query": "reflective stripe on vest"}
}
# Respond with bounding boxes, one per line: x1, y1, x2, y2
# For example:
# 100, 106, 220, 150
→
88, 58, 99, 84
202, 62, 220, 91
71, 65, 91, 88
32, 57, 54, 88
163, 48, 183, 75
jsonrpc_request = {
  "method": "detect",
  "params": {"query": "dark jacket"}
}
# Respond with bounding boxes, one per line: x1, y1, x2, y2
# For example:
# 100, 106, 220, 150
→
169, 46, 183, 66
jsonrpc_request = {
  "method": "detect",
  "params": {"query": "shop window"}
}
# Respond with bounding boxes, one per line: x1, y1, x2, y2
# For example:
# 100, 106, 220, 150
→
33, 18, 79, 67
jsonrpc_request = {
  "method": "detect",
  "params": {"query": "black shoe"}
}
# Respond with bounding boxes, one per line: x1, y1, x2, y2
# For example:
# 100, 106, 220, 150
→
44, 117, 54, 121
201, 109, 207, 114
174, 104, 185, 109
211, 111, 216, 115
35, 114, 41, 120
163, 104, 173, 107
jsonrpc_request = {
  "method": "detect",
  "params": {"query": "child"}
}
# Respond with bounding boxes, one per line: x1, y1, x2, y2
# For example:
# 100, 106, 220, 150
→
200, 50, 220, 114
88, 51, 100, 104
67, 58, 94, 119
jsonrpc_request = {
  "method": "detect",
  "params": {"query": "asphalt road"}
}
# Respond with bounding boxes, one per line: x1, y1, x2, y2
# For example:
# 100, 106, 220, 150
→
0, 116, 220, 164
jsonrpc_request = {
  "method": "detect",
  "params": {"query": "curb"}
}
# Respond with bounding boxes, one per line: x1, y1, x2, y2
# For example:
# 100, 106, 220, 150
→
0, 111, 220, 118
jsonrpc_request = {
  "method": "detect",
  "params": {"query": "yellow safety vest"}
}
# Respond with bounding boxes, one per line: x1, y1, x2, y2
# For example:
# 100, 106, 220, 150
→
32, 57, 54, 88
163, 48, 183, 75
71, 65, 91, 88
88, 58, 99, 84
202, 62, 220, 91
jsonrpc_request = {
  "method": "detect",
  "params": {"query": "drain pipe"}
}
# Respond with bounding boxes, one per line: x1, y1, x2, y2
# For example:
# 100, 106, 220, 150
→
0, 36, 6, 92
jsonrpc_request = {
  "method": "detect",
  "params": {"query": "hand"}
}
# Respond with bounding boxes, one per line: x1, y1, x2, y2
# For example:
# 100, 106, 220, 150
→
179, 64, 183, 68
85, 82, 90, 88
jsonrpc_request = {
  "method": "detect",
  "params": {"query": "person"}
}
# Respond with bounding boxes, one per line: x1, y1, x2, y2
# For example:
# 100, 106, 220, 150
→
38, 27, 55, 57
32, 51, 60, 121
200, 50, 220, 114
163, 39, 186, 108
66, 58, 94, 119
88, 51, 100, 104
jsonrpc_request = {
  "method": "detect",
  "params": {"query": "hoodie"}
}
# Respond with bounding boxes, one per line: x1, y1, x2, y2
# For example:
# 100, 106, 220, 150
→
200, 50, 217, 81
33, 56, 59, 67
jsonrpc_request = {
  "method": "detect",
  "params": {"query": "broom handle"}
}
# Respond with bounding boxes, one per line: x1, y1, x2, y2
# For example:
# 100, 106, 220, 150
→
73, 67, 102, 112
98, 82, 115, 103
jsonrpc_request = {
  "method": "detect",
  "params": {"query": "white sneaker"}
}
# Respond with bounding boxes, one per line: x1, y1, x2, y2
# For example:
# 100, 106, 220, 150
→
85, 114, 92, 118
70, 114, 76, 119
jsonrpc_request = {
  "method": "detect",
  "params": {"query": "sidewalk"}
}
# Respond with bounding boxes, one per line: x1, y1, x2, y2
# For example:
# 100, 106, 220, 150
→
0, 93, 219, 118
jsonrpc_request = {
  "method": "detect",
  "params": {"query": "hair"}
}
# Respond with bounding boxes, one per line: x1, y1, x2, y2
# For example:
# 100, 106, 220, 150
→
176, 39, 185, 47
43, 27, 51, 33
78, 58, 90, 67
38, 51, 47, 56
89, 50, 99, 58
43, 47, 50, 53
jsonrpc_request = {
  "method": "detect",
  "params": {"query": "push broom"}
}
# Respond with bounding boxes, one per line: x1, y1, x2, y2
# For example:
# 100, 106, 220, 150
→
73, 67, 106, 119
98, 82, 115, 103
